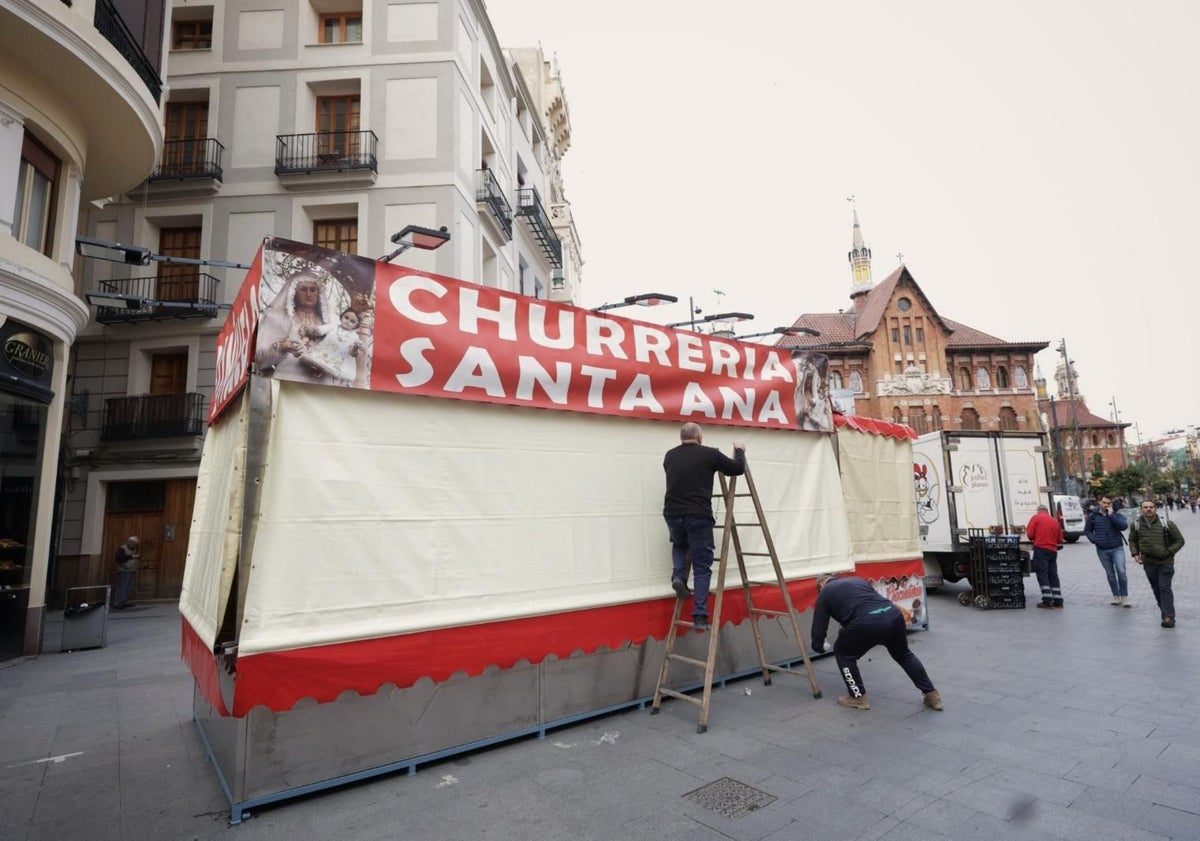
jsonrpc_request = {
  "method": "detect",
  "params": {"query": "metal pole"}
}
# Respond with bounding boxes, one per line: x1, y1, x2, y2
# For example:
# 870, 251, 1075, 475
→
689, 296, 697, 332
1059, 339, 1086, 494
1111, 396, 1127, 467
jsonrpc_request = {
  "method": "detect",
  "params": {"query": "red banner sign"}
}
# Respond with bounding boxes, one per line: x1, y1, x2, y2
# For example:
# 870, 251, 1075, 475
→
213, 238, 833, 432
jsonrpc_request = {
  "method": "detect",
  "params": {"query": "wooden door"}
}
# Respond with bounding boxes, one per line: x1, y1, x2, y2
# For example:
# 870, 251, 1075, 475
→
103, 511, 163, 602
316, 95, 360, 157
157, 227, 201, 301
163, 102, 209, 173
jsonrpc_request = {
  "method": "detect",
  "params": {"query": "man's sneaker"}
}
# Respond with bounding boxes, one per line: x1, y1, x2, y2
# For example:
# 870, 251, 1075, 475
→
1110, 596, 1123, 606
1052, 601, 1064, 609
671, 577, 691, 599
1162, 616, 1176, 628
1122, 597, 1132, 608
923, 690, 944, 711
837, 694, 870, 710
1036, 601, 1054, 609
692, 615, 708, 632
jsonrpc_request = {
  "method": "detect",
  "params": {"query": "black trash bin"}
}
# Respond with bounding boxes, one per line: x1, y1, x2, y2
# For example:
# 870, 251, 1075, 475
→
61, 585, 110, 651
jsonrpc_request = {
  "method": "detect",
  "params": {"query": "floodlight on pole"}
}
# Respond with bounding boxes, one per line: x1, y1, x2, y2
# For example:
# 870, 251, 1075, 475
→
74, 236, 250, 270
592, 292, 679, 312
734, 326, 821, 341
666, 311, 755, 329
379, 225, 451, 262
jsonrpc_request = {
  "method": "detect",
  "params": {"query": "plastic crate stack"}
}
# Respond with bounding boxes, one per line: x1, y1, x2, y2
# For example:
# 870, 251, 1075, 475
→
967, 530, 1026, 610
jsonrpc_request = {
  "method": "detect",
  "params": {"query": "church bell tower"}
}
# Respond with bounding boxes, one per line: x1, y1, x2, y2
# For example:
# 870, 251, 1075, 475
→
848, 207, 873, 300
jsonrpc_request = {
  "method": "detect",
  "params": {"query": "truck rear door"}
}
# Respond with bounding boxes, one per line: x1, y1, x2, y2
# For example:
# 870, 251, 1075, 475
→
997, 434, 1049, 533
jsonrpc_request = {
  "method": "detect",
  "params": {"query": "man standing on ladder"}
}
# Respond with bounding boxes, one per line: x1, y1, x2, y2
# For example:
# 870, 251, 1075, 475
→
810, 574, 943, 711
663, 422, 745, 632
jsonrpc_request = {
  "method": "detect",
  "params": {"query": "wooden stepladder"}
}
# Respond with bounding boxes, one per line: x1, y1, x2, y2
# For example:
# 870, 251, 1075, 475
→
650, 463, 822, 733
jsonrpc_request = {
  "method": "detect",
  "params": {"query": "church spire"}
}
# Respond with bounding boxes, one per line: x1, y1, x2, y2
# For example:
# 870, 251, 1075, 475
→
847, 200, 873, 299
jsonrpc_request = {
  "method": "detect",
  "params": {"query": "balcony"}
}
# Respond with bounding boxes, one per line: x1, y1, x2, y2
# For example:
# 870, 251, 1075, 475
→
275, 131, 378, 187
476, 168, 513, 240
516, 187, 563, 268
89, 273, 223, 325
102, 392, 206, 441
94, 0, 163, 102
126, 138, 225, 199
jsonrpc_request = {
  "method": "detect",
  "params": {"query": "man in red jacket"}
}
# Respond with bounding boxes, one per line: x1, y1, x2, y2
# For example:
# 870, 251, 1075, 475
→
1026, 504, 1065, 608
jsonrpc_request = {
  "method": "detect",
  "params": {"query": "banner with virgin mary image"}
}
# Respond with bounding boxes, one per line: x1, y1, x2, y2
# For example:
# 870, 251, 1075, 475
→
212, 237, 836, 435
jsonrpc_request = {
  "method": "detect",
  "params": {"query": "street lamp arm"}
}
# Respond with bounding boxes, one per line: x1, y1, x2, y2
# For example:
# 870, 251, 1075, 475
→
591, 292, 679, 312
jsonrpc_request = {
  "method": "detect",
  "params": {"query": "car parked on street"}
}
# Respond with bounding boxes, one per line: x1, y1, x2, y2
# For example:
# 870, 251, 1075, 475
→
1052, 493, 1085, 543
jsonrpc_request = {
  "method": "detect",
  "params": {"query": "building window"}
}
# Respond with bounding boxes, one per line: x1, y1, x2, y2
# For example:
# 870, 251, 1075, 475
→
1013, 365, 1029, 389
314, 219, 358, 254
13, 134, 58, 255
915, 326, 924, 343
996, 366, 1009, 388
909, 411, 928, 435
172, 19, 213, 50
1091, 433, 1099, 447
975, 367, 991, 390
849, 370, 863, 393
897, 296, 912, 311
959, 366, 971, 391
319, 13, 363, 43
999, 406, 1018, 430
317, 95, 361, 157
961, 408, 980, 430
158, 227, 202, 301
931, 405, 943, 430
828, 371, 843, 389
903, 325, 912, 345
893, 406, 903, 424
891, 328, 899, 342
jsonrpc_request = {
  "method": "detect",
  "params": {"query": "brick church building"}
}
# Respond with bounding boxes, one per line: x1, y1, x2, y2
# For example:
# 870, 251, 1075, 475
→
779, 213, 1049, 434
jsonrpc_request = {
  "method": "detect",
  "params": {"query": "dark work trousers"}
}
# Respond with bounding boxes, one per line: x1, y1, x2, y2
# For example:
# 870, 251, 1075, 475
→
1031, 547, 1063, 605
665, 515, 716, 620
1143, 562, 1176, 618
833, 610, 935, 698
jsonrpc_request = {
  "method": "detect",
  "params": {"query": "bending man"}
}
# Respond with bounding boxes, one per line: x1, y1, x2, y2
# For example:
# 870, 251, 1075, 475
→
810, 574, 942, 711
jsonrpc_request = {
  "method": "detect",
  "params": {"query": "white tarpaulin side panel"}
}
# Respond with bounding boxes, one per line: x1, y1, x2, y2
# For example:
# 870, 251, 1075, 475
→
837, 426, 920, 563
239, 382, 851, 656
179, 390, 249, 648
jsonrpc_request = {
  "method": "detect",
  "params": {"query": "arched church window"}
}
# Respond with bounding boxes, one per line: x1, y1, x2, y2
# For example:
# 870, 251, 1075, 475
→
961, 408, 980, 430
849, 370, 863, 393
829, 371, 843, 389
975, 367, 991, 390
996, 367, 1009, 388
999, 407, 1018, 430
1014, 366, 1029, 389
959, 367, 972, 390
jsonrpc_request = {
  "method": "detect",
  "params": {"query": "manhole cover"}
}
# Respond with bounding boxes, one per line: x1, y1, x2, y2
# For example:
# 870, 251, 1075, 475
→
683, 777, 776, 818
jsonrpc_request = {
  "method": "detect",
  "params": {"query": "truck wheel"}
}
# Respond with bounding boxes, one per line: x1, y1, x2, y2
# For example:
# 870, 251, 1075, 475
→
1064, 535, 1079, 544
975, 595, 990, 609
958, 593, 973, 606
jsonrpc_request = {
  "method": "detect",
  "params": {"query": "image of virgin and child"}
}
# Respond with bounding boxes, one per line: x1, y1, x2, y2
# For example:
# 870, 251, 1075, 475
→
255, 247, 376, 389
792, 350, 834, 433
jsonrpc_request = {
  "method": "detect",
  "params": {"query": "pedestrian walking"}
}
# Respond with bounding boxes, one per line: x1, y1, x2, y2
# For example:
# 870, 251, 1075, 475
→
1129, 500, 1186, 628
810, 574, 942, 711
662, 422, 745, 631
112, 535, 139, 610
1026, 504, 1064, 608
1084, 495, 1131, 606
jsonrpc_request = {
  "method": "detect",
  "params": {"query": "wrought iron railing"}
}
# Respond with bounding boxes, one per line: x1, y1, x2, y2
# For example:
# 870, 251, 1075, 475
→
150, 138, 224, 180
275, 131, 378, 175
102, 392, 206, 440
516, 187, 563, 267
93, 0, 163, 102
90, 273, 222, 324
476, 168, 513, 240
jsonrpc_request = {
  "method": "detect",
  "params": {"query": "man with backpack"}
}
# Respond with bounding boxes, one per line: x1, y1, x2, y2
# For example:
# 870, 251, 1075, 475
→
1129, 501, 1186, 627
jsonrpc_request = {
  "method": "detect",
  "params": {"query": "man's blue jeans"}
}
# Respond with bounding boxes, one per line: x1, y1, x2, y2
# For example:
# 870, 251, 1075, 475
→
1095, 546, 1128, 597
665, 516, 715, 619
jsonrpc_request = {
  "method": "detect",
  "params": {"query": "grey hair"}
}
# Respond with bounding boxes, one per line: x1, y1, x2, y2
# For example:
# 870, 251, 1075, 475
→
680, 422, 702, 441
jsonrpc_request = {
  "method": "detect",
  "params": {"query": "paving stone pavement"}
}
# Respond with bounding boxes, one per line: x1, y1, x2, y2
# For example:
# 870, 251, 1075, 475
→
0, 510, 1198, 840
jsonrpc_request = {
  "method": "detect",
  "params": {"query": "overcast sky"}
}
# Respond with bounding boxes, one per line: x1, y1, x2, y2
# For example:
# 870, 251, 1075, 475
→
486, 0, 1200, 441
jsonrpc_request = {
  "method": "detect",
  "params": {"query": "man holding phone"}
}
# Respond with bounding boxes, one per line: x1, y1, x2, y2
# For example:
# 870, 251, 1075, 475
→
1084, 495, 1130, 607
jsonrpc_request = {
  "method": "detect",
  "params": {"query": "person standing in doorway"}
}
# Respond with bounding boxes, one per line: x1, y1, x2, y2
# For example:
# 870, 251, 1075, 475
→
1084, 495, 1131, 607
112, 535, 139, 610
663, 422, 745, 632
1130, 501, 1186, 628
1026, 504, 1064, 608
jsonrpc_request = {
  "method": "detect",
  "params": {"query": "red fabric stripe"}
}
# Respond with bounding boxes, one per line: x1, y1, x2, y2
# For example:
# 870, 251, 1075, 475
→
199, 559, 923, 717
180, 617, 229, 716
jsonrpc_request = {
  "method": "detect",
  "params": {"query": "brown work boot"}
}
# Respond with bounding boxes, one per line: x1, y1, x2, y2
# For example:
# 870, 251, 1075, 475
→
923, 690, 944, 711
837, 694, 870, 710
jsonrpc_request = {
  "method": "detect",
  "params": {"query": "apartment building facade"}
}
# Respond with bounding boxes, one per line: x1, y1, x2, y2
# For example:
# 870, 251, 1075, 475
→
61, 0, 581, 617
0, 0, 168, 658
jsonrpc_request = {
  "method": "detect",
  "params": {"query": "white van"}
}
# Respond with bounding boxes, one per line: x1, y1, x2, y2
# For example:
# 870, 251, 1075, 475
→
1052, 494, 1085, 543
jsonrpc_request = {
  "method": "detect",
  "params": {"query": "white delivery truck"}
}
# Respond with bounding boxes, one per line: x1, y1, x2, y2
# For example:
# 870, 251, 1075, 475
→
912, 430, 1052, 588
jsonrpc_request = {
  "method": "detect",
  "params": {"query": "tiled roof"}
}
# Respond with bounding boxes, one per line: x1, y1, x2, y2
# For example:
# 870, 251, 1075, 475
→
1044, 399, 1127, 429
943, 318, 1045, 349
